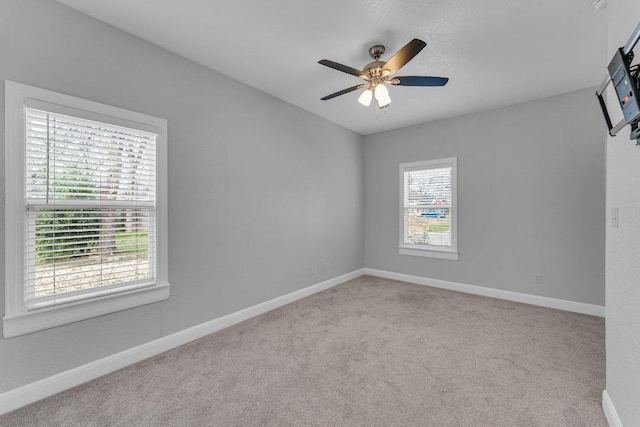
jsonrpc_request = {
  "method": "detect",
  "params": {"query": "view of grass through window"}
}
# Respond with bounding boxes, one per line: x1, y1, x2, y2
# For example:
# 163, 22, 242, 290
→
33, 209, 152, 298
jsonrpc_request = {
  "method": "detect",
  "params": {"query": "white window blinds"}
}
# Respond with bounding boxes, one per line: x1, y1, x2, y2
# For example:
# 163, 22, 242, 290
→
25, 108, 157, 308
403, 166, 452, 247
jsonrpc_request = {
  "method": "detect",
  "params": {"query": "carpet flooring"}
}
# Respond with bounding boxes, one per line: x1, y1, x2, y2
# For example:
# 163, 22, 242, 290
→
1, 276, 606, 426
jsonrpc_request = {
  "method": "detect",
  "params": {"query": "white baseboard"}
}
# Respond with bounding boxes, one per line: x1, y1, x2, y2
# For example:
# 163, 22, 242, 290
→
363, 268, 606, 317
0, 268, 364, 416
602, 390, 623, 427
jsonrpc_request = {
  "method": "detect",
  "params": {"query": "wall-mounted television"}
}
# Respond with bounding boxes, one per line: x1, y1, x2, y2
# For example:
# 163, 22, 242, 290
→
596, 22, 640, 142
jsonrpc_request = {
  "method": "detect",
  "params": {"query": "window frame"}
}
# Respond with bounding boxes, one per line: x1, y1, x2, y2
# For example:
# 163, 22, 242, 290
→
398, 157, 458, 260
3, 81, 169, 338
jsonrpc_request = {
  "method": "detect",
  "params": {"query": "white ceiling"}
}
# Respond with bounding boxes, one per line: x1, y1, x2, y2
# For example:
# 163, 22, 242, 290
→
57, 0, 607, 135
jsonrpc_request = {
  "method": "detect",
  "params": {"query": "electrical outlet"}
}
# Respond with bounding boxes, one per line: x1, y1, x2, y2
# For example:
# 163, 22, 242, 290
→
308, 266, 314, 276
534, 274, 543, 285
322, 263, 327, 272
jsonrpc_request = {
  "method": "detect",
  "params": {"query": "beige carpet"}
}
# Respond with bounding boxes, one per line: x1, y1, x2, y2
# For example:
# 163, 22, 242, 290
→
0, 276, 606, 426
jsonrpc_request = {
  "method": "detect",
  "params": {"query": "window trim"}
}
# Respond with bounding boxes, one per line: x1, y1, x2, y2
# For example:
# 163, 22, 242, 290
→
3, 80, 169, 338
398, 157, 458, 260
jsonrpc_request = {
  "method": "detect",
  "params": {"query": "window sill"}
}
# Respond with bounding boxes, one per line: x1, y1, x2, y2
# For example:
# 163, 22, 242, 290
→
398, 246, 459, 260
2, 282, 170, 338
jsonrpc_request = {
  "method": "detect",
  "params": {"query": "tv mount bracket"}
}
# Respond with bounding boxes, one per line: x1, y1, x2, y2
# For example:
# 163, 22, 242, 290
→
596, 22, 640, 142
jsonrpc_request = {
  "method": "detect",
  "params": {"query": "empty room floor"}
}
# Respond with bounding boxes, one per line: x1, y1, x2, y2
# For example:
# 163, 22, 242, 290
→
0, 276, 606, 426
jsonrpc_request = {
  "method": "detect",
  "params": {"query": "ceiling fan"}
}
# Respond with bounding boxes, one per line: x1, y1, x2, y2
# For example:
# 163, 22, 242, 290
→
318, 39, 449, 109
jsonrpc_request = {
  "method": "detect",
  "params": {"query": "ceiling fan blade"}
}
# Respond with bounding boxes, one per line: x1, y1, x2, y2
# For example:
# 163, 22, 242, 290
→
320, 84, 367, 101
392, 76, 449, 86
383, 39, 427, 75
318, 60, 365, 78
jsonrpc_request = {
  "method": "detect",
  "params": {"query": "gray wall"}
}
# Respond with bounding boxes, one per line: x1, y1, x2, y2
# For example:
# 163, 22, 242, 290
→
0, 0, 364, 393
364, 88, 606, 306
605, 0, 640, 424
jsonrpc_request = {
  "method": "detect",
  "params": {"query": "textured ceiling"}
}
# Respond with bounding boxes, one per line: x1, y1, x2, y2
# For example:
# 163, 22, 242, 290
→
57, 0, 607, 135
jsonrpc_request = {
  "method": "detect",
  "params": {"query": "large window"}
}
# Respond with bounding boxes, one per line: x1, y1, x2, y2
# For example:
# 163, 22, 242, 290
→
4, 81, 169, 338
399, 158, 458, 260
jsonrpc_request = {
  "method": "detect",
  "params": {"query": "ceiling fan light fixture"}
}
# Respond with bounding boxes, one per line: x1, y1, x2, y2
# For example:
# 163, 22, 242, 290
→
358, 88, 373, 106
374, 83, 389, 101
376, 95, 391, 109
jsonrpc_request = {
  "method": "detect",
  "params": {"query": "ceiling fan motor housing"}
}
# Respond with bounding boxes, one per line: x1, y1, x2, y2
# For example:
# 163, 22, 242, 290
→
364, 46, 391, 82
363, 60, 391, 83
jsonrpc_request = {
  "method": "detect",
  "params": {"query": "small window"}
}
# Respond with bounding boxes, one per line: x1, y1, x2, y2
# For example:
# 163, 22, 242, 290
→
399, 158, 458, 260
4, 81, 169, 338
